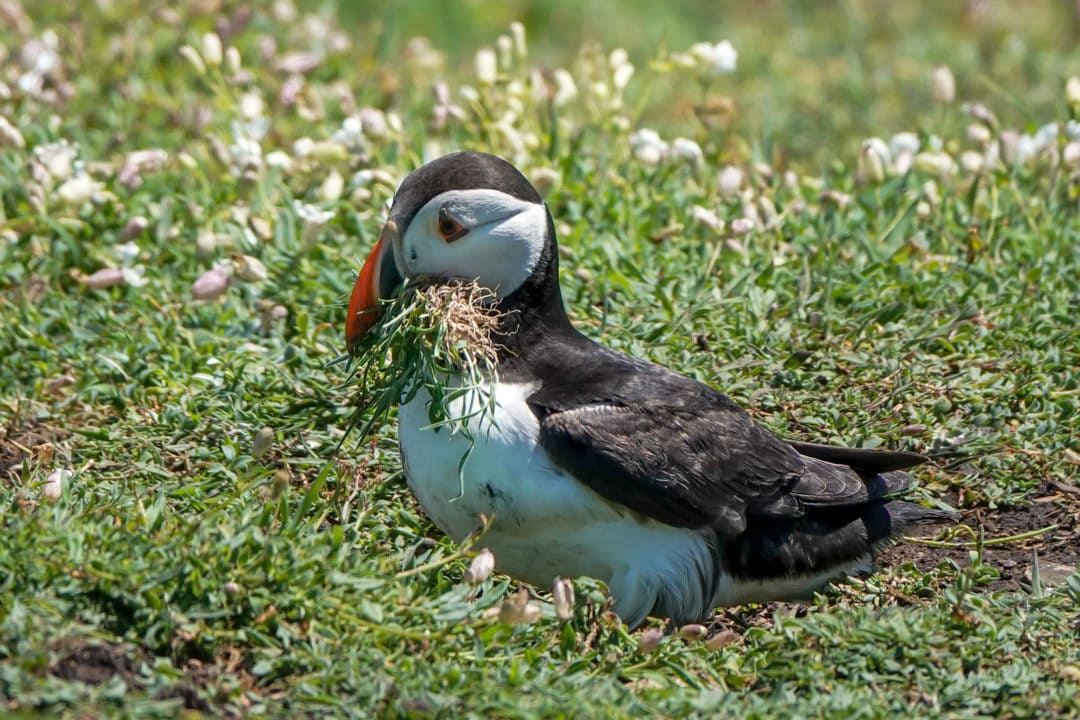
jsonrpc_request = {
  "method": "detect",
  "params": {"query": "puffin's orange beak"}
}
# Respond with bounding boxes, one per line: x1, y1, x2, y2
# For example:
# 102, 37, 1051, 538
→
346, 221, 402, 352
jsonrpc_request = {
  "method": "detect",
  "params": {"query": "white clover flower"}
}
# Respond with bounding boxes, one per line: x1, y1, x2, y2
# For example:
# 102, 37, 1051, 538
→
717, 164, 743, 199
671, 137, 703, 166
321, 171, 344, 202
201, 32, 223, 67
629, 128, 668, 165
690, 40, 737, 77
80, 267, 125, 289
475, 48, 497, 85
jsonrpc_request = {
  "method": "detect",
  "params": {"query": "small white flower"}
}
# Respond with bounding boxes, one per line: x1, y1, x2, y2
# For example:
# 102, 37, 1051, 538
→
959, 151, 984, 174
509, 22, 527, 58
42, 468, 72, 501
292, 137, 314, 158
1033, 122, 1059, 150
717, 164, 743, 199
671, 137, 703, 166
730, 217, 755, 235
233, 254, 268, 282
333, 115, 366, 150
691, 205, 725, 233
530, 167, 561, 197
121, 266, 148, 287
1064, 141, 1080, 168
35, 139, 78, 182
966, 123, 992, 145
889, 132, 920, 157
690, 40, 737, 77
496, 35, 513, 69
549, 69, 576, 107
56, 175, 104, 207
358, 107, 390, 139
629, 128, 668, 166
552, 576, 575, 620
475, 48, 497, 85
464, 548, 495, 585
225, 46, 242, 75
252, 427, 275, 459
265, 150, 293, 170
320, 171, 345, 202
115, 241, 140, 265
613, 62, 635, 92
0, 116, 24, 149
178, 45, 206, 75
294, 200, 335, 227
201, 32, 223, 67
858, 138, 890, 183
913, 151, 956, 176
1066, 121, 1080, 141
932, 65, 955, 104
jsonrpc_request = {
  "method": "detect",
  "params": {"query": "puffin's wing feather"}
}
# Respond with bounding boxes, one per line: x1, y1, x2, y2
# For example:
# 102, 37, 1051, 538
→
533, 399, 873, 535
786, 440, 928, 473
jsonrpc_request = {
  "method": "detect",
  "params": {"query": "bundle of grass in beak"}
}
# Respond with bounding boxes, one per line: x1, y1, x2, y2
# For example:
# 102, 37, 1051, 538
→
343, 278, 504, 444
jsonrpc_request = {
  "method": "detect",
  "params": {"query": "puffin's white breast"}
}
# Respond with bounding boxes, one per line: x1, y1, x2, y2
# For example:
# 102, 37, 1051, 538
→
397, 380, 720, 626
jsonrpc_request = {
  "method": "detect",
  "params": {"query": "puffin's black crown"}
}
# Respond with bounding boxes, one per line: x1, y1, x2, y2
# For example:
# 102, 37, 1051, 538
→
389, 151, 543, 233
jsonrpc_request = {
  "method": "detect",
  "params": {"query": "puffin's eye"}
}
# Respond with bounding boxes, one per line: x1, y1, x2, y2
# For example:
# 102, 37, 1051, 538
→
437, 207, 468, 242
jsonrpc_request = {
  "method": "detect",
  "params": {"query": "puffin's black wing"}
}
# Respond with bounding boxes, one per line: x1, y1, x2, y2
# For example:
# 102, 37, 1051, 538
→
525, 349, 901, 537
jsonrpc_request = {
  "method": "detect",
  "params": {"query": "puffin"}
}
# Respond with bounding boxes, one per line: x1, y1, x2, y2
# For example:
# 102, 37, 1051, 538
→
346, 151, 951, 629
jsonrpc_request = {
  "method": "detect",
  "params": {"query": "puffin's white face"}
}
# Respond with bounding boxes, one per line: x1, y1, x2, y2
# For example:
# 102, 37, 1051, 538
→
394, 188, 548, 298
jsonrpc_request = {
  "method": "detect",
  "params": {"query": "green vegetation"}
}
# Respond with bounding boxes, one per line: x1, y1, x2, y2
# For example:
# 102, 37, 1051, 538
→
1, 1, 1078, 717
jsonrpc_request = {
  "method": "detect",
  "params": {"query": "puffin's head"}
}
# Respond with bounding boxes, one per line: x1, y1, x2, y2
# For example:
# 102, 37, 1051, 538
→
346, 151, 550, 351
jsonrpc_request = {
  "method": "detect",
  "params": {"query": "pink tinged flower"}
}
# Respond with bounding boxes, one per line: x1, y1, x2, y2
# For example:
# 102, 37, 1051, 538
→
274, 52, 322, 74
691, 205, 725, 233
79, 267, 125, 289
191, 267, 231, 301
636, 627, 664, 654
464, 548, 495, 585
120, 216, 149, 241
552, 576, 575, 620
730, 217, 755, 235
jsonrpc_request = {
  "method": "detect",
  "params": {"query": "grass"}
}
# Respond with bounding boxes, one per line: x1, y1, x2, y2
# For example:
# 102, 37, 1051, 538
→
2, 0, 1079, 717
